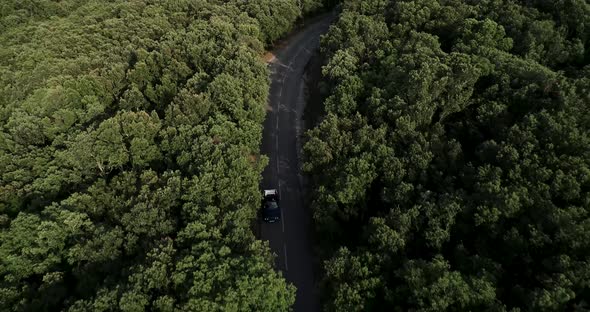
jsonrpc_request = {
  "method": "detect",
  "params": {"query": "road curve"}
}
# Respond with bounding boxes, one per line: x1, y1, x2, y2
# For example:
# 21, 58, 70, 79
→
260, 13, 334, 312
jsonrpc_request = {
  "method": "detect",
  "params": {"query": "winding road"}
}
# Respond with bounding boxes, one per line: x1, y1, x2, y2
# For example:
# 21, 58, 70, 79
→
260, 13, 334, 312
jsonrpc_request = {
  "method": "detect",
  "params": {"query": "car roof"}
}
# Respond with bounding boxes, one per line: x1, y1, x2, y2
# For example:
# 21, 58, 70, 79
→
265, 200, 279, 209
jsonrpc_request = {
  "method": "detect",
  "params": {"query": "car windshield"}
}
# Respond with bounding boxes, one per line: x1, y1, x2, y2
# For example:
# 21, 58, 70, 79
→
266, 200, 279, 210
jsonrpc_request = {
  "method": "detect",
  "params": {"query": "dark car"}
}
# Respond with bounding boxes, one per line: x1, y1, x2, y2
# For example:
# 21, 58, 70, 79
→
262, 189, 281, 223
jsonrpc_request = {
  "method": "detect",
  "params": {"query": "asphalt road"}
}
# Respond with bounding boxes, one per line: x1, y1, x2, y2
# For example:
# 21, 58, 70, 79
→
260, 13, 334, 312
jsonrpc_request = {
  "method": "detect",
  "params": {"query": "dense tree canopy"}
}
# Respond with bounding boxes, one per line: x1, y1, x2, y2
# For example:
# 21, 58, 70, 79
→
305, 0, 590, 311
0, 0, 332, 310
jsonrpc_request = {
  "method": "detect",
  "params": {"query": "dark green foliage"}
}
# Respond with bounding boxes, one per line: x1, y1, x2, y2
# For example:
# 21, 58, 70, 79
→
306, 0, 590, 311
0, 0, 333, 310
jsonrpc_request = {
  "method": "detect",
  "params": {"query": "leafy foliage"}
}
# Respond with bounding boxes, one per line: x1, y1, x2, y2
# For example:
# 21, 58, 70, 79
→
306, 0, 590, 311
0, 0, 332, 310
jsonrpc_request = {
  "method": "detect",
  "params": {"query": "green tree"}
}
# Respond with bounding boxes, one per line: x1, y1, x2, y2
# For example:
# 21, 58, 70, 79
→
0, 0, 336, 310
307, 0, 590, 311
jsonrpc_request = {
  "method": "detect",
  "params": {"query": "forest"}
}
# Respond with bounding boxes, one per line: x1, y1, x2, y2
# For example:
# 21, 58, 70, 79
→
0, 0, 332, 310
305, 0, 590, 311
